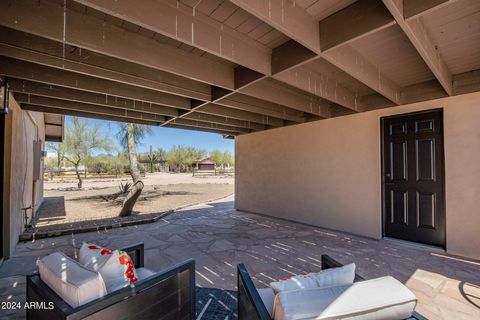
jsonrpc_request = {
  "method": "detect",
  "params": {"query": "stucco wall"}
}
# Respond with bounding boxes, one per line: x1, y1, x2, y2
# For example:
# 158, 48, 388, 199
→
2, 94, 45, 257
236, 92, 480, 261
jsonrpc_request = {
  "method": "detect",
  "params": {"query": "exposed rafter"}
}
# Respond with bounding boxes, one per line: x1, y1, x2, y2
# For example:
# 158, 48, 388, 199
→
320, 0, 396, 52
0, 31, 211, 101
171, 118, 251, 134
183, 112, 266, 132
0, 57, 193, 109
8, 79, 180, 117
322, 45, 402, 104
21, 104, 160, 126
403, 0, 456, 21
229, 0, 402, 105
228, 0, 321, 54
239, 80, 332, 118
218, 94, 306, 123
0, 0, 234, 88
14, 93, 167, 122
0, 0, 343, 121
383, 0, 454, 96
273, 66, 361, 112
74, 0, 271, 75
198, 104, 284, 127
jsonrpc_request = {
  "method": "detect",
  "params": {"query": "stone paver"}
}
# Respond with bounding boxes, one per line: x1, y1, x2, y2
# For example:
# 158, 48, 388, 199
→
1, 195, 479, 319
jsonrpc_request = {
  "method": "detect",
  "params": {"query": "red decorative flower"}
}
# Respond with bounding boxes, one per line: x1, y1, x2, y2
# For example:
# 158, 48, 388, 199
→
119, 254, 138, 285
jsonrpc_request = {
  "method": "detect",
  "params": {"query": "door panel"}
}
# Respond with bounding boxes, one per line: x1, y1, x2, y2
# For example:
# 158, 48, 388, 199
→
382, 110, 445, 247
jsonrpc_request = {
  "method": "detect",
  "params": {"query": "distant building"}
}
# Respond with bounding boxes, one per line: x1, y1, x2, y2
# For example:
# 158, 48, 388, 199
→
193, 158, 215, 171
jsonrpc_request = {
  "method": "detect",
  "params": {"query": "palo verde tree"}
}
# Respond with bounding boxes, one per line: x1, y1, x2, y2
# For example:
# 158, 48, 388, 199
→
46, 141, 66, 175
117, 123, 153, 216
63, 117, 111, 188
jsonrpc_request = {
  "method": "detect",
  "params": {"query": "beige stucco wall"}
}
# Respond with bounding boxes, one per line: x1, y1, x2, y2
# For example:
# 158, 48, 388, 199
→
2, 94, 45, 257
236, 91, 480, 261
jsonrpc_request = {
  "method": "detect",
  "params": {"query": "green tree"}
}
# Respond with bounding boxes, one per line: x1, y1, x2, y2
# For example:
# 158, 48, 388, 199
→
46, 141, 66, 174
209, 149, 234, 168
63, 117, 111, 188
166, 145, 205, 172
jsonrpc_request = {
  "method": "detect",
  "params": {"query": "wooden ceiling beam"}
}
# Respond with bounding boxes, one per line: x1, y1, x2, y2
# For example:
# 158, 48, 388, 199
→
230, 0, 401, 105
8, 79, 179, 117
453, 69, 480, 96
74, 0, 271, 75
273, 65, 361, 112
239, 80, 332, 118
0, 57, 192, 110
217, 93, 306, 123
183, 112, 266, 131
272, 40, 317, 74
20, 104, 160, 126
383, 0, 454, 96
0, 0, 234, 88
228, 0, 321, 54
171, 118, 251, 134
165, 124, 239, 136
320, 0, 396, 52
0, 30, 211, 101
403, 0, 456, 21
14, 93, 166, 123
322, 45, 402, 104
198, 104, 284, 127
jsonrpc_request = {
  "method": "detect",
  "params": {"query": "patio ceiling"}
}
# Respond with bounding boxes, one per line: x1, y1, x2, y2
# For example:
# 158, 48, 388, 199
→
0, 0, 479, 137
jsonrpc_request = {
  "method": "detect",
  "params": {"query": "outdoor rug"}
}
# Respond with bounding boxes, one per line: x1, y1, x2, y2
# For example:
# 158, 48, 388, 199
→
196, 287, 238, 319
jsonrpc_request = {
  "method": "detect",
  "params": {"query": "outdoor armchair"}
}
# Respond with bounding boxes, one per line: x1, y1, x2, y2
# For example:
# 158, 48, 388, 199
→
237, 254, 427, 320
26, 243, 195, 320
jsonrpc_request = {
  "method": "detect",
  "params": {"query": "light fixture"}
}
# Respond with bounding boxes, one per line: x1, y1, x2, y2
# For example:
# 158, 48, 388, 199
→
0, 76, 9, 114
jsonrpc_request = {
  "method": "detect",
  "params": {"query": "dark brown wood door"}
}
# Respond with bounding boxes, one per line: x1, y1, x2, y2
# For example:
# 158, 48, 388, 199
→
382, 110, 445, 247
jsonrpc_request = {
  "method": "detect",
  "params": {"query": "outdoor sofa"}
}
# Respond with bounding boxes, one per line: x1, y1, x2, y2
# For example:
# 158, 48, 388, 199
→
26, 243, 195, 320
237, 254, 427, 320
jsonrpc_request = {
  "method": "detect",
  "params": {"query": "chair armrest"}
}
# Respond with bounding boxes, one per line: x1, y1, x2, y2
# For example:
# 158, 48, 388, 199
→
237, 263, 271, 320
120, 242, 144, 268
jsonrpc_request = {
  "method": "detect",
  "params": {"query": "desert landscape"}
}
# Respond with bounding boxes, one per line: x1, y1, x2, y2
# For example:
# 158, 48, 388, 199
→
30, 172, 234, 234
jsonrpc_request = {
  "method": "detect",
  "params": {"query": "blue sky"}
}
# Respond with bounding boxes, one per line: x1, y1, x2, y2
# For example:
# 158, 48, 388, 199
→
65, 116, 235, 154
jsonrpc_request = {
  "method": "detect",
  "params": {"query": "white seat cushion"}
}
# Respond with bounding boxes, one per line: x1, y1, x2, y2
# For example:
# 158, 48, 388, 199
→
258, 287, 275, 317
270, 263, 355, 293
273, 276, 416, 320
37, 252, 107, 308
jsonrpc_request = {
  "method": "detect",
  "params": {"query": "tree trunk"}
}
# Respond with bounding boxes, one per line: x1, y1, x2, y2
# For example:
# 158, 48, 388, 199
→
74, 163, 83, 188
127, 123, 141, 183
119, 181, 144, 217
120, 123, 143, 217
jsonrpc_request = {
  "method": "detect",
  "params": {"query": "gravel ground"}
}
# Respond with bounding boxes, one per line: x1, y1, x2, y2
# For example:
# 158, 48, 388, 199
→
31, 176, 234, 234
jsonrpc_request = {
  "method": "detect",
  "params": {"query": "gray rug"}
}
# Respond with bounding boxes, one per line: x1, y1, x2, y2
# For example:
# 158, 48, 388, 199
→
196, 287, 238, 319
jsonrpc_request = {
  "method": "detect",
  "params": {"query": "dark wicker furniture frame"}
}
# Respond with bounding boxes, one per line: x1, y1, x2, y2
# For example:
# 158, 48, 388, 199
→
26, 243, 195, 320
237, 254, 427, 320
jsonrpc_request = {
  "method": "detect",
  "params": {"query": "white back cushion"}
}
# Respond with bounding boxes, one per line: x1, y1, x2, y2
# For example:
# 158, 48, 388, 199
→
79, 243, 139, 293
38, 252, 107, 308
270, 263, 355, 293
78, 242, 112, 269
274, 276, 417, 320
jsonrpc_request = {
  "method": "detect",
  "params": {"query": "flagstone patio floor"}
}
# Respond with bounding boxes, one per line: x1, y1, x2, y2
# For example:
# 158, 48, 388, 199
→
0, 195, 479, 319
